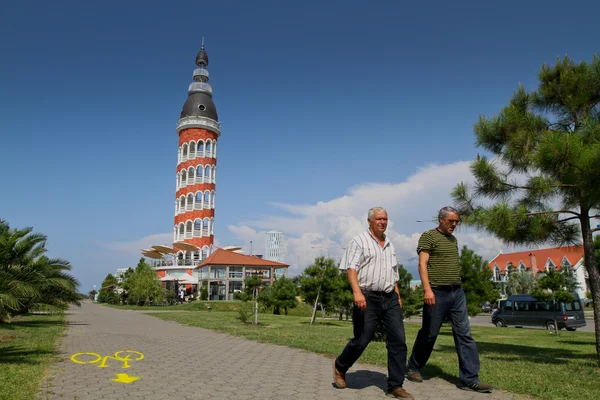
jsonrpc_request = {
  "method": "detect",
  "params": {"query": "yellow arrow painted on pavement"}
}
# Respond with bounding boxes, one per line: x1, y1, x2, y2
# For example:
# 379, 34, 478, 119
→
111, 373, 140, 384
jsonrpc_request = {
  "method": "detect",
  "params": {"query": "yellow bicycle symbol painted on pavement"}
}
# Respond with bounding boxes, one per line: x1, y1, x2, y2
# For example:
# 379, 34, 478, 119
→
70, 350, 144, 369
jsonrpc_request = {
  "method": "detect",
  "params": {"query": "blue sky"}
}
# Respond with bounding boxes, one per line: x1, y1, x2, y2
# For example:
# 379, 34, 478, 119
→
1, 0, 598, 292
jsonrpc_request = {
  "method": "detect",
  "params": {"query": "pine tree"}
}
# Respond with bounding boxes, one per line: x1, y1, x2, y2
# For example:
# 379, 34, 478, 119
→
452, 55, 600, 365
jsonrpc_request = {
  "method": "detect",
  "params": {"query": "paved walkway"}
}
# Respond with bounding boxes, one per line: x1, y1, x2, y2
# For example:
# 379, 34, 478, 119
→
39, 302, 519, 400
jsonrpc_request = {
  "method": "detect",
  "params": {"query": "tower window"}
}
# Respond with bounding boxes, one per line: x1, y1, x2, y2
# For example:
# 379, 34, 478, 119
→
198, 104, 206, 111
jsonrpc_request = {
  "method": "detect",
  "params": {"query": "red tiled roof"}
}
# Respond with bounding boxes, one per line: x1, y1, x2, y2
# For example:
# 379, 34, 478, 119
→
196, 248, 290, 268
488, 245, 583, 273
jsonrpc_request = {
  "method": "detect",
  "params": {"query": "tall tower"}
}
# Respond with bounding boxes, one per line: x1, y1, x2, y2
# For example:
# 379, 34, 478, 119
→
265, 231, 286, 264
173, 44, 220, 266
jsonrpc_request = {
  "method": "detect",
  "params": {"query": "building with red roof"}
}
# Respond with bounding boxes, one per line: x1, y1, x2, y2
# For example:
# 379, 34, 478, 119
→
488, 246, 589, 298
196, 248, 289, 300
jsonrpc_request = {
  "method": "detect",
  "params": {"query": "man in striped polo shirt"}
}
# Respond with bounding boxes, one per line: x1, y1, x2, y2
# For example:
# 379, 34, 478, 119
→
406, 206, 492, 393
333, 207, 413, 399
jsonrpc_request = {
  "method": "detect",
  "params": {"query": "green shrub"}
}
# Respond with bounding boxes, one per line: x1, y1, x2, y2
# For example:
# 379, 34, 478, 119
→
236, 306, 250, 323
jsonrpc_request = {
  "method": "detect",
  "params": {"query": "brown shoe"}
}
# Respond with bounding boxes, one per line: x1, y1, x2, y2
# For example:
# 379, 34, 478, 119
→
333, 360, 346, 389
406, 369, 423, 383
387, 387, 414, 399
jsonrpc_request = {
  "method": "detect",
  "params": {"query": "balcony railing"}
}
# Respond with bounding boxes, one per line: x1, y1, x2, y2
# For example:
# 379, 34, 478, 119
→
193, 68, 209, 80
177, 116, 221, 135
188, 82, 213, 95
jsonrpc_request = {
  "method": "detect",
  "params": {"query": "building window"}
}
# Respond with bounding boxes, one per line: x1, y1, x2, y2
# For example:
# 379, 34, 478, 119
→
194, 219, 202, 237
189, 141, 196, 159
229, 267, 243, 279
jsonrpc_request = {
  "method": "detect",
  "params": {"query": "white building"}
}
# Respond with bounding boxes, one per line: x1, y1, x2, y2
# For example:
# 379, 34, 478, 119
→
264, 230, 286, 264
115, 268, 129, 283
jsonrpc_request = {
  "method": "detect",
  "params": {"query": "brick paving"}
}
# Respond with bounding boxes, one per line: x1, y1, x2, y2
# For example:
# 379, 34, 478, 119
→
39, 302, 520, 400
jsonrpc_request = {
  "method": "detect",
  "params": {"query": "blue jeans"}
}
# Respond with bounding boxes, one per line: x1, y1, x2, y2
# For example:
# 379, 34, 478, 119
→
336, 290, 407, 391
407, 286, 480, 384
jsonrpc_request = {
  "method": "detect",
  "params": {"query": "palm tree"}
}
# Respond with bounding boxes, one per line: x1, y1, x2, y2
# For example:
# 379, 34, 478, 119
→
0, 219, 81, 322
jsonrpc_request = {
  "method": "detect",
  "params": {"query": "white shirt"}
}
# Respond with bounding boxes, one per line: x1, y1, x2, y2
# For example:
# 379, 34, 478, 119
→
339, 230, 399, 292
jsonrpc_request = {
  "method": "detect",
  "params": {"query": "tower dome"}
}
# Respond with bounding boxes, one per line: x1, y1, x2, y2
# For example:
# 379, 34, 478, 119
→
179, 45, 218, 121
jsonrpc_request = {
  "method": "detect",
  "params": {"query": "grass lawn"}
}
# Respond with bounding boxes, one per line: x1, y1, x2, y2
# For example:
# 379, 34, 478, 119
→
0, 314, 65, 400
106, 300, 315, 316
147, 310, 598, 400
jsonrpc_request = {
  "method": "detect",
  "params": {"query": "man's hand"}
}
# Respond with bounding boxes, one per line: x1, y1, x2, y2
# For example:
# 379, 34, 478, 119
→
354, 292, 367, 310
424, 289, 435, 306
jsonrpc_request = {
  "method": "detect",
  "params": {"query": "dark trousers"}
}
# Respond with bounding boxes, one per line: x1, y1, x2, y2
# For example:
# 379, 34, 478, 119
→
407, 286, 480, 384
335, 290, 407, 391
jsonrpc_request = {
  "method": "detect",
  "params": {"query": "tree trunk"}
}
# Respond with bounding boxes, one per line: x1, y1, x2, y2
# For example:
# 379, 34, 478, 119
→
553, 298, 559, 336
580, 212, 600, 367
310, 287, 321, 325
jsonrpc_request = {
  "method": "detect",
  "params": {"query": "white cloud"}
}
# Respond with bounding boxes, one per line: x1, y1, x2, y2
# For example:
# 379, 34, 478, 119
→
228, 161, 515, 276
99, 233, 174, 254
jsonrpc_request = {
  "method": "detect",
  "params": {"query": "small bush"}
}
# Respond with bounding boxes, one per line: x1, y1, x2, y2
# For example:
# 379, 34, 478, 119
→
236, 306, 250, 323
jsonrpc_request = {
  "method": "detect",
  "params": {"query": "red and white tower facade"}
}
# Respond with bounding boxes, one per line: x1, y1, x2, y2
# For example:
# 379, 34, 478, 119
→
172, 45, 220, 267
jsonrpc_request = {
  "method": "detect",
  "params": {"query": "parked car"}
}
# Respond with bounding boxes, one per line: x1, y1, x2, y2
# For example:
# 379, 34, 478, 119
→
480, 302, 492, 313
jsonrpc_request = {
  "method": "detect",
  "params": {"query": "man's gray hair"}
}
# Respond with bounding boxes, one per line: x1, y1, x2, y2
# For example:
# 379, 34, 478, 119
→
438, 206, 460, 220
368, 207, 387, 220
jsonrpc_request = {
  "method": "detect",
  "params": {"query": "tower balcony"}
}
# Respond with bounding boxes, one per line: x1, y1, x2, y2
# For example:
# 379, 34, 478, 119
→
193, 68, 209, 82
177, 116, 221, 135
188, 82, 212, 95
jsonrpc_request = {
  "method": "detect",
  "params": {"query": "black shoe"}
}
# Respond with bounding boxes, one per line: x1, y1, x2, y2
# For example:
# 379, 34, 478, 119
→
461, 381, 493, 393
405, 369, 423, 383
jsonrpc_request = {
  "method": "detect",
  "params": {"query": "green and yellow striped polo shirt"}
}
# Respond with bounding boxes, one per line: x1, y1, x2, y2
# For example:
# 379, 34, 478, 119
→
416, 228, 461, 286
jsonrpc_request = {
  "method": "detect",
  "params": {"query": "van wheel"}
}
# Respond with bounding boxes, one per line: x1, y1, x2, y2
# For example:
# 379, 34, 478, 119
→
545, 321, 556, 330
565, 327, 576, 331
495, 320, 505, 327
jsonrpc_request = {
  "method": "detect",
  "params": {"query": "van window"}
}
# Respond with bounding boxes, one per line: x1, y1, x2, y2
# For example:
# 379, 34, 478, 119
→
573, 301, 581, 311
504, 300, 512, 311
536, 302, 551, 311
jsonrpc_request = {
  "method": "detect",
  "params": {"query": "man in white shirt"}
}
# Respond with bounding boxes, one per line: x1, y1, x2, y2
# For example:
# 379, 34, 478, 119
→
333, 207, 413, 399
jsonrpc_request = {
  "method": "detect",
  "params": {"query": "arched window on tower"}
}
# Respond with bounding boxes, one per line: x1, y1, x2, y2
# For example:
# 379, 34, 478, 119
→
186, 193, 194, 211
194, 219, 202, 237
189, 141, 196, 159
205, 165, 211, 184
206, 140, 212, 158
194, 192, 202, 210
211, 166, 216, 184
176, 172, 180, 189
211, 191, 215, 209
177, 146, 181, 163
195, 166, 202, 184
177, 251, 184, 266
201, 246, 209, 260
187, 167, 195, 185
181, 170, 187, 188
185, 221, 193, 239
202, 218, 209, 236
494, 266, 501, 281
182, 143, 188, 161
188, 168, 195, 185
178, 223, 184, 241
204, 191, 210, 209
210, 218, 214, 235
179, 197, 185, 214
213, 142, 217, 158
198, 140, 204, 157
184, 250, 192, 266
